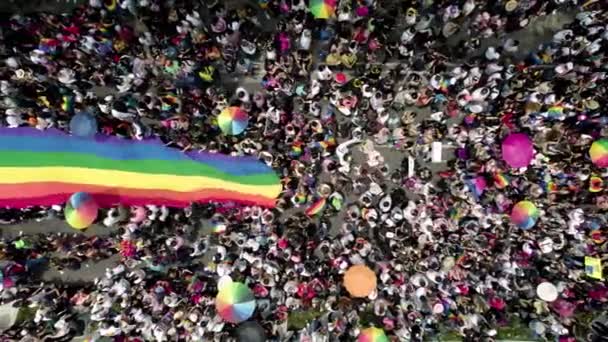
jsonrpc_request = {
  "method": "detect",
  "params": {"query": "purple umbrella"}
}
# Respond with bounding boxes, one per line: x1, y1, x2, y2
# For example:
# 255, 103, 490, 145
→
502, 133, 533, 168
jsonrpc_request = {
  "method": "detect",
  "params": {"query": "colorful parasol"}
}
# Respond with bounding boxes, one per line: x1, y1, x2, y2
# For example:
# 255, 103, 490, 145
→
218, 107, 249, 135
64, 192, 98, 229
510, 200, 539, 230
310, 0, 337, 19
215, 282, 256, 323
501, 133, 533, 168
358, 327, 389, 342
344, 264, 377, 298
590, 139, 608, 167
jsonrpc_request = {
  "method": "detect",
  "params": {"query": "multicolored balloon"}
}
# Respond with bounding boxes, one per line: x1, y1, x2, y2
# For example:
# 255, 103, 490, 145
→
64, 192, 98, 229
215, 282, 255, 323
218, 107, 249, 135
510, 200, 539, 230
358, 327, 389, 342
590, 139, 608, 168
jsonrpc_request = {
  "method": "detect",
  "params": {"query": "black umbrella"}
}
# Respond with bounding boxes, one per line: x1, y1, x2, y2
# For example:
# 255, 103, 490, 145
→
236, 321, 267, 342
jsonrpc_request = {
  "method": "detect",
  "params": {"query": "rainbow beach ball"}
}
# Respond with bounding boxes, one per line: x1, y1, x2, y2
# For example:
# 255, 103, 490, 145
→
510, 200, 539, 230
590, 139, 608, 168
64, 192, 98, 230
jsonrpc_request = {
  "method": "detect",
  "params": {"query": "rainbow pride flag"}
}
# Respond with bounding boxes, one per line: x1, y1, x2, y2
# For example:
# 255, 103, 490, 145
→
0, 128, 281, 208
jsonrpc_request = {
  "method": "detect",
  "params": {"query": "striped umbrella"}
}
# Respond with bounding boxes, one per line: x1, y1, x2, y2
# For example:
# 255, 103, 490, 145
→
218, 107, 249, 135
216, 282, 256, 323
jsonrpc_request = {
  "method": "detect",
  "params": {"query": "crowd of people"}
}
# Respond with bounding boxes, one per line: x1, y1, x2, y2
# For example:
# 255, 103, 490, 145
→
1, 0, 608, 340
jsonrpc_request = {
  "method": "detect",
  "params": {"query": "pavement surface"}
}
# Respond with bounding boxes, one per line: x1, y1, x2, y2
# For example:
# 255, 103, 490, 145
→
0, 2, 575, 285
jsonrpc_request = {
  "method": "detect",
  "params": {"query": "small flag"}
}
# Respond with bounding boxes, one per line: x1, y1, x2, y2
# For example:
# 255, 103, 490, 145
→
61, 96, 74, 113
544, 105, 564, 119
198, 66, 215, 82
431, 142, 443, 163
408, 156, 415, 178
305, 197, 326, 217
493, 172, 509, 189
546, 180, 558, 193
13, 239, 28, 249
585, 256, 603, 280
290, 142, 303, 157
466, 176, 487, 200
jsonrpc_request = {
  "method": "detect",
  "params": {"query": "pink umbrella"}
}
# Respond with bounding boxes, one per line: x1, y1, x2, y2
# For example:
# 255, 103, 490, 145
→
502, 133, 533, 168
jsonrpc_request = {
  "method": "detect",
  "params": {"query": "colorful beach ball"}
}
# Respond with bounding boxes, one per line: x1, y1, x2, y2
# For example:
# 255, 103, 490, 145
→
215, 282, 255, 323
590, 139, 608, 168
510, 200, 539, 230
310, 0, 337, 19
64, 192, 98, 230
358, 327, 389, 342
218, 107, 249, 135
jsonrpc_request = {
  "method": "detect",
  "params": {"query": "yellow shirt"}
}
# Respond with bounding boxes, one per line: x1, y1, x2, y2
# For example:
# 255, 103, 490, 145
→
325, 52, 342, 66
341, 53, 357, 68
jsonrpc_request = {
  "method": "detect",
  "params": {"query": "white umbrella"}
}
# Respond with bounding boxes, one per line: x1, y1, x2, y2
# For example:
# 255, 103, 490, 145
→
0, 301, 20, 332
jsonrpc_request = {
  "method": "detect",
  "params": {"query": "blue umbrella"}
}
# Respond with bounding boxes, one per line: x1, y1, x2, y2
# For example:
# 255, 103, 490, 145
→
70, 112, 98, 137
